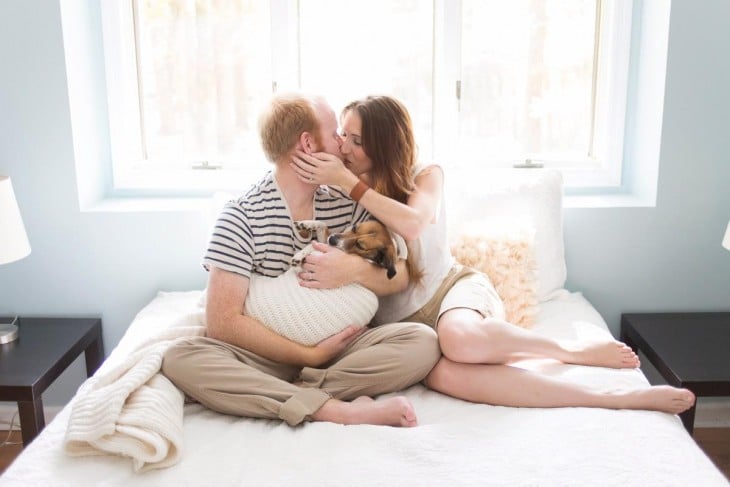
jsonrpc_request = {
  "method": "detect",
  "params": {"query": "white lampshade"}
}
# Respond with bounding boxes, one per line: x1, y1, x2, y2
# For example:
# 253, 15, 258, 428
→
0, 176, 31, 265
724, 220, 730, 251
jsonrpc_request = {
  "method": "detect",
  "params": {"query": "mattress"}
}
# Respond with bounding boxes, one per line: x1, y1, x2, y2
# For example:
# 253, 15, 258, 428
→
1, 290, 726, 486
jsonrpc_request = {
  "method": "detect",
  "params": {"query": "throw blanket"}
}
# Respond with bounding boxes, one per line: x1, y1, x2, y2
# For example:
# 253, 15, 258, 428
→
63, 324, 205, 472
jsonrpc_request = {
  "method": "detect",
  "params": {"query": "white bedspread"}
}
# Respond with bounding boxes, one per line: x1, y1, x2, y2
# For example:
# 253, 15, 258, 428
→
1, 290, 726, 486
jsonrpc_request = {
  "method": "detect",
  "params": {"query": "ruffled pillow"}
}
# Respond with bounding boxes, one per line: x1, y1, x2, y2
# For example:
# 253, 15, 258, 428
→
450, 231, 538, 328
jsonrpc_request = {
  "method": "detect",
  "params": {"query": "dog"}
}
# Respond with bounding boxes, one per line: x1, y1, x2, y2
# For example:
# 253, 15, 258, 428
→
244, 219, 406, 345
291, 219, 400, 279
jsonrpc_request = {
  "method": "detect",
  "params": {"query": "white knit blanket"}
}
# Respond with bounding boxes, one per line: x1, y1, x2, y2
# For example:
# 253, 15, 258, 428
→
63, 324, 205, 472
245, 268, 378, 345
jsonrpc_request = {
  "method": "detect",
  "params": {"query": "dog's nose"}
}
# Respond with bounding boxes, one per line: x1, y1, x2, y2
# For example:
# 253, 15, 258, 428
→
328, 234, 340, 245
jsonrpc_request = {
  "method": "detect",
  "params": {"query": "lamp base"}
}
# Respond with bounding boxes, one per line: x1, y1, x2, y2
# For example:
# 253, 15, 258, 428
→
0, 316, 19, 344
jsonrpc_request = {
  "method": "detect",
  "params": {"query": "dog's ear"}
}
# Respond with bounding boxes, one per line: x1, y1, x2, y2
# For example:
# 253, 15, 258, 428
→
374, 248, 397, 280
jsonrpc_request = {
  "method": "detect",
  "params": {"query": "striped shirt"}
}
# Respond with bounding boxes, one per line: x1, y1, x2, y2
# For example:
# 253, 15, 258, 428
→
204, 171, 370, 279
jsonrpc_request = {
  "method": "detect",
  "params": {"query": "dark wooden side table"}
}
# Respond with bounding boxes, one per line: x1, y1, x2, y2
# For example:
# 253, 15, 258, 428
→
620, 312, 730, 434
0, 317, 103, 446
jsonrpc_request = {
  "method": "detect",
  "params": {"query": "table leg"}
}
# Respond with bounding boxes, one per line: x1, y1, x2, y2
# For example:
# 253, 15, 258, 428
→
18, 398, 45, 446
680, 404, 696, 435
84, 333, 104, 377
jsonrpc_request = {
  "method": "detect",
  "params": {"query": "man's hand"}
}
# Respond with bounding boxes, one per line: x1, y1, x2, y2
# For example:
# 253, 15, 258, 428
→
305, 325, 366, 367
299, 241, 409, 296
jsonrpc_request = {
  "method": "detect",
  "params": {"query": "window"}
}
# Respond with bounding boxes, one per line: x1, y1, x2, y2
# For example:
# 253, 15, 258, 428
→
101, 0, 633, 194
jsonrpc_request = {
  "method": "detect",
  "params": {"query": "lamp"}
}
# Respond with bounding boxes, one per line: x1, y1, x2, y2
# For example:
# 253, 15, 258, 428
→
0, 176, 31, 344
723, 220, 730, 251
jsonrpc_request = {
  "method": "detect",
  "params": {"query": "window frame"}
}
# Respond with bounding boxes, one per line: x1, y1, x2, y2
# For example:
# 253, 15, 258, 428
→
100, 0, 635, 195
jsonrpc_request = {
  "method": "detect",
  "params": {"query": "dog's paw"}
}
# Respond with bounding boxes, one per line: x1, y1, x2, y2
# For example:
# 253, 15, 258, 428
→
294, 220, 327, 240
291, 253, 304, 267
291, 244, 314, 268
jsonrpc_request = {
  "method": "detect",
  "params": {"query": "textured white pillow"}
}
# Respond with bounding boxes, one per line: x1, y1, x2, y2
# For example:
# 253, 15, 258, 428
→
245, 269, 378, 345
446, 168, 566, 302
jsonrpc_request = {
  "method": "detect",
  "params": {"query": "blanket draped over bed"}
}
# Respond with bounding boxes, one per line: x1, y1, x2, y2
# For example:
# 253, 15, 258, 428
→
62, 323, 205, 472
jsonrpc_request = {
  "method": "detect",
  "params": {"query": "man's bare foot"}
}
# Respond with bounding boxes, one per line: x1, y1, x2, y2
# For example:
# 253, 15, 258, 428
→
608, 386, 695, 414
562, 341, 640, 369
311, 396, 418, 427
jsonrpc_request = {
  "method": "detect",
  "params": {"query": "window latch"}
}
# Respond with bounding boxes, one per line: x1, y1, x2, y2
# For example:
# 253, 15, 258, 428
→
192, 160, 223, 170
513, 158, 544, 169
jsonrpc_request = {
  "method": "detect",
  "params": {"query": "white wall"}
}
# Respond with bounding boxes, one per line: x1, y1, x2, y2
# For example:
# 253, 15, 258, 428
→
0, 0, 728, 413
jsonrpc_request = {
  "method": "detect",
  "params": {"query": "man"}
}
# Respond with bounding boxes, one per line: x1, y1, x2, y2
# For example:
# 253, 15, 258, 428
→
162, 94, 440, 427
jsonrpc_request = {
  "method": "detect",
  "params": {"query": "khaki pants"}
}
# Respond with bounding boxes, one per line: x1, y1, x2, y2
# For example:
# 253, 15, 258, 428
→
161, 322, 439, 426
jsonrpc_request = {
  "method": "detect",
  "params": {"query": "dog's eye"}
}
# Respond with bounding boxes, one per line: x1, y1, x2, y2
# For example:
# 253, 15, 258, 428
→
355, 241, 366, 250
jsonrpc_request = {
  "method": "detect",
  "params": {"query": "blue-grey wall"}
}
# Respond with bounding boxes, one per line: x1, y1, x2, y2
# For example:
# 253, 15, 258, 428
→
1, 0, 728, 408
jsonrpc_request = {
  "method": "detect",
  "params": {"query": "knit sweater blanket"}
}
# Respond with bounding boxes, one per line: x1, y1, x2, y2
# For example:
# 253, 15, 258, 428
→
246, 268, 378, 345
63, 323, 205, 472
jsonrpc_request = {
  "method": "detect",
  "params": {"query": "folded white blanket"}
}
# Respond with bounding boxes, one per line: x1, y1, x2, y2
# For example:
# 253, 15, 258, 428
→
63, 323, 205, 472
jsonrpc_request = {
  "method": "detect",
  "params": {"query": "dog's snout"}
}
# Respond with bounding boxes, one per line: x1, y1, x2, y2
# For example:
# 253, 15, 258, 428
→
327, 234, 340, 246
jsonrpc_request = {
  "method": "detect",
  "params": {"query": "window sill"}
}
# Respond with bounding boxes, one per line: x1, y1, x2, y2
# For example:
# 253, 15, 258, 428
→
563, 192, 656, 209
80, 185, 655, 214
82, 196, 211, 213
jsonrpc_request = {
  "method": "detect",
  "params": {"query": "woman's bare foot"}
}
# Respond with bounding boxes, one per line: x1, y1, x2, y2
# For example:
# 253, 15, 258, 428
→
311, 396, 418, 427
607, 386, 695, 414
561, 341, 640, 369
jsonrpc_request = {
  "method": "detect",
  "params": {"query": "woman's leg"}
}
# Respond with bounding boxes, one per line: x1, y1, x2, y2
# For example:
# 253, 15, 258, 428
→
437, 308, 640, 368
424, 357, 695, 414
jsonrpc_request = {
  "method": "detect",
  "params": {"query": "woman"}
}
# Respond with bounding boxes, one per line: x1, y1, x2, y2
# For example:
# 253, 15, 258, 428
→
291, 95, 694, 414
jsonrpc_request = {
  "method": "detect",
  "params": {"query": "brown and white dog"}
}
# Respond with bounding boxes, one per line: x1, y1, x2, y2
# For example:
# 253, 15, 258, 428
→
292, 219, 400, 279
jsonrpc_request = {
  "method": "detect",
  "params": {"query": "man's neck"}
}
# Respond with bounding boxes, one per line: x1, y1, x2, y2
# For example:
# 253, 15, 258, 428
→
273, 161, 316, 221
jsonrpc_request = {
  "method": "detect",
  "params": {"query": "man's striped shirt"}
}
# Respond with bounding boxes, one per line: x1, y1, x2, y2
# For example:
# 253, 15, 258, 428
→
203, 171, 370, 279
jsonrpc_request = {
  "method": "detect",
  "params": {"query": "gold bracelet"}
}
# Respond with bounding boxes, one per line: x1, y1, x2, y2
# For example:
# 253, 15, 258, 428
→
349, 180, 369, 202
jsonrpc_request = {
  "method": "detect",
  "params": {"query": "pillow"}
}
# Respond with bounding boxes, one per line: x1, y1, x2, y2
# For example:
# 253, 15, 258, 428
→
445, 168, 566, 302
197, 270, 378, 346
450, 230, 538, 328
245, 269, 378, 345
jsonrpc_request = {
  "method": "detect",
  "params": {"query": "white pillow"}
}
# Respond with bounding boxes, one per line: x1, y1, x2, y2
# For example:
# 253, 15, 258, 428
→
446, 168, 566, 302
245, 269, 378, 345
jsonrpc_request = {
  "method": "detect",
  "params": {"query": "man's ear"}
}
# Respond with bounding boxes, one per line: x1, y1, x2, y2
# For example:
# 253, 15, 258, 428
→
299, 132, 315, 154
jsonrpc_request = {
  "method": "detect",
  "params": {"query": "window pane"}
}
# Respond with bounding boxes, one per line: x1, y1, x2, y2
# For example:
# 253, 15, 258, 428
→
460, 0, 596, 162
135, 0, 272, 168
298, 0, 434, 157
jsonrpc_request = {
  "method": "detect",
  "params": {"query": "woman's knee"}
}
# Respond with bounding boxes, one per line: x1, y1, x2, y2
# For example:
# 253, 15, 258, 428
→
436, 317, 483, 362
437, 314, 501, 363
424, 358, 457, 392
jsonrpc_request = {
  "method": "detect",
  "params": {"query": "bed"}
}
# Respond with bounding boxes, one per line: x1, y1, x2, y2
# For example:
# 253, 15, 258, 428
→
1, 170, 726, 486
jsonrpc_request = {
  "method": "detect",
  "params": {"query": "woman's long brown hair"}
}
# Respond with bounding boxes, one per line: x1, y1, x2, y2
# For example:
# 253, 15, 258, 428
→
342, 96, 417, 205
343, 96, 423, 284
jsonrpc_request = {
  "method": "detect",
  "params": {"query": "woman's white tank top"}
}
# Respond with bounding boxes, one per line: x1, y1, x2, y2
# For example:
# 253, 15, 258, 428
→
373, 165, 454, 324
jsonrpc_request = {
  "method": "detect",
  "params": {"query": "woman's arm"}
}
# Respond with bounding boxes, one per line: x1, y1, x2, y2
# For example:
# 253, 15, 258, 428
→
291, 151, 444, 241
359, 165, 443, 241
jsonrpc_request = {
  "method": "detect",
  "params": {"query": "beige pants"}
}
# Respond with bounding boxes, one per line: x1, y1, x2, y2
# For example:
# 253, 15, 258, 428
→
161, 322, 439, 426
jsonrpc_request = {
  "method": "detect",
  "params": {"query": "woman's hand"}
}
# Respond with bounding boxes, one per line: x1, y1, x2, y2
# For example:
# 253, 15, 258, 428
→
290, 151, 358, 189
297, 242, 362, 289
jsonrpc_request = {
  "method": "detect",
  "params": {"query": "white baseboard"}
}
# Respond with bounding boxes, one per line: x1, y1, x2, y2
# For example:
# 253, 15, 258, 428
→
0, 403, 64, 430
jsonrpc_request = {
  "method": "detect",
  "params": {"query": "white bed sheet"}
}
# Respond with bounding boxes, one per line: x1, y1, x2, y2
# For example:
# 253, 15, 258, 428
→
1, 290, 726, 487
